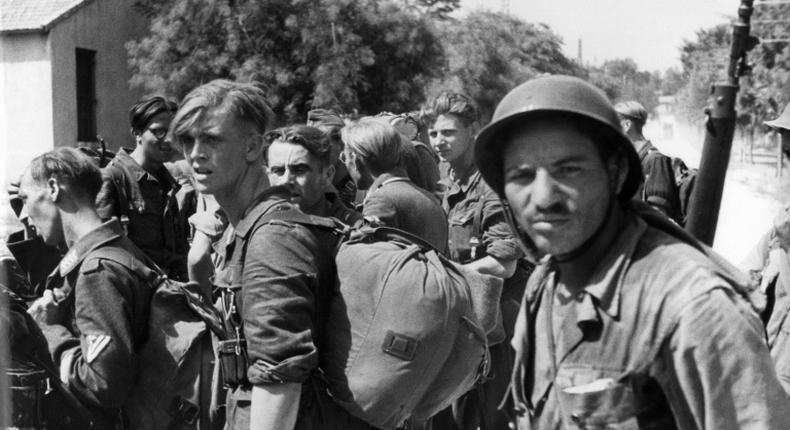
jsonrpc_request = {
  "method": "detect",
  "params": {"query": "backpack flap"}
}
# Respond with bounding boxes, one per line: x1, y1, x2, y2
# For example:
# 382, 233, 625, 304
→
453, 262, 504, 341
178, 281, 228, 340
322, 227, 489, 429
126, 276, 215, 430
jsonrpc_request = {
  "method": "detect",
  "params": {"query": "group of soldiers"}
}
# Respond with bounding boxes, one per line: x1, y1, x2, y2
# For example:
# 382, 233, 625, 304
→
4, 74, 790, 429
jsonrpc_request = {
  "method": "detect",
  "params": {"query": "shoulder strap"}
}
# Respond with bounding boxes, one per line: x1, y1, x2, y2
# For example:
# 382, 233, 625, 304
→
472, 198, 485, 240
348, 225, 438, 254
632, 201, 762, 310
105, 163, 132, 234
229, 206, 346, 284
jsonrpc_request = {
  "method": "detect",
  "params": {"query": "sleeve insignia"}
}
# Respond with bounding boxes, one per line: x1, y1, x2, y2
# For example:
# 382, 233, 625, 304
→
84, 334, 112, 363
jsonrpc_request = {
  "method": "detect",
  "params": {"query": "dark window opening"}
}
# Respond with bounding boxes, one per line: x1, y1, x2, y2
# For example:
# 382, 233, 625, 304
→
76, 48, 97, 142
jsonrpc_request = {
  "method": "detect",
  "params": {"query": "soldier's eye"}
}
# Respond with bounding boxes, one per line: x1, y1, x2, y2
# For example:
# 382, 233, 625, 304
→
505, 167, 535, 183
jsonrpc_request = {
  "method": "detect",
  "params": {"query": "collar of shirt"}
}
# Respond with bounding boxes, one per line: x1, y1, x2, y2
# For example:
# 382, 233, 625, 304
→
368, 172, 411, 193
557, 214, 647, 320
636, 140, 656, 162
114, 148, 178, 192
234, 186, 295, 239
439, 162, 482, 196
57, 219, 125, 277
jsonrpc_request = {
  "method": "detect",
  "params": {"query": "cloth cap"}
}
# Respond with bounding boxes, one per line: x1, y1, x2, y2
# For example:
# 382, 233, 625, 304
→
614, 101, 648, 125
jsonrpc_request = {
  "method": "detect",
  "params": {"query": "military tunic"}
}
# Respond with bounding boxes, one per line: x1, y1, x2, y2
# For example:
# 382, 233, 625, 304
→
95, 149, 188, 280
37, 220, 154, 426
635, 141, 681, 222
363, 173, 448, 253
220, 188, 375, 430
436, 162, 526, 430
510, 214, 790, 429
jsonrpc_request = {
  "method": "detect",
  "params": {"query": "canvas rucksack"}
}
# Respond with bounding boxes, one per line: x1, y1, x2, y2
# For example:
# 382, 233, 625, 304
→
671, 157, 698, 226
228, 207, 504, 429
94, 248, 226, 430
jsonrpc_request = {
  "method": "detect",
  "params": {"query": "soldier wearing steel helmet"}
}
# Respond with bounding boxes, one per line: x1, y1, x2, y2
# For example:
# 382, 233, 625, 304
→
474, 75, 790, 428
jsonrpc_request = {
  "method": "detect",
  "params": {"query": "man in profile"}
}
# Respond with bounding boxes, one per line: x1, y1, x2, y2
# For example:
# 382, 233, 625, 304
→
615, 100, 681, 222
21, 148, 153, 428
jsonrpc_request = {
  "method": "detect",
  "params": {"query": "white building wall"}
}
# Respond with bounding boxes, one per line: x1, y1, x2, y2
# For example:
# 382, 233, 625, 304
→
49, 0, 148, 152
0, 33, 53, 182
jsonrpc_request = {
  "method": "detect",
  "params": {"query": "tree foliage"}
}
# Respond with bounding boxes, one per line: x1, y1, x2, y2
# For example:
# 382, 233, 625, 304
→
426, 11, 582, 122
402, 0, 460, 20
127, 0, 444, 122
671, 5, 790, 134
586, 58, 662, 113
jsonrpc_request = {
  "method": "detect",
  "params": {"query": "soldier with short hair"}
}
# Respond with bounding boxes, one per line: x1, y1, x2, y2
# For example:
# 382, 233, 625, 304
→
341, 118, 448, 252
95, 96, 189, 280
422, 91, 527, 430
475, 75, 790, 428
22, 147, 154, 429
171, 79, 374, 430
615, 100, 681, 222
265, 124, 362, 225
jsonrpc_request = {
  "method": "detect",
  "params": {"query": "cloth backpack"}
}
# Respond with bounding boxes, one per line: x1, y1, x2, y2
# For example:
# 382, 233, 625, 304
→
234, 207, 504, 429
671, 157, 698, 227
94, 247, 226, 430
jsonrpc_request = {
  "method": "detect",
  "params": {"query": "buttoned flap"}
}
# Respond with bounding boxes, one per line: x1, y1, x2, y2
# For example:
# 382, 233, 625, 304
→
555, 366, 639, 429
449, 204, 477, 227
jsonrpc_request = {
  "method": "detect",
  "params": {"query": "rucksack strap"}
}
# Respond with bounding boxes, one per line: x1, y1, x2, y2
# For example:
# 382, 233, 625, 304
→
632, 201, 761, 310
105, 163, 132, 234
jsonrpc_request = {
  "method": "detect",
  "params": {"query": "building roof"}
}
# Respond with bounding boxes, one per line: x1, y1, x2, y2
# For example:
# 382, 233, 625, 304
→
1, 0, 94, 33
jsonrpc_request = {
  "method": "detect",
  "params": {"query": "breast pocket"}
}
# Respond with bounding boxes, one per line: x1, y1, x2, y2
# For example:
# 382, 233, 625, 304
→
555, 368, 639, 430
448, 202, 483, 263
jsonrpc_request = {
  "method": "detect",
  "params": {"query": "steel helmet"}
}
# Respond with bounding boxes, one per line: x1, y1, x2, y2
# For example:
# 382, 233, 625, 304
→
474, 75, 642, 201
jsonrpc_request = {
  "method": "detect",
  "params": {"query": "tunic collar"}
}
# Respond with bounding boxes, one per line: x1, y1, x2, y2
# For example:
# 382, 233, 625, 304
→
58, 219, 125, 277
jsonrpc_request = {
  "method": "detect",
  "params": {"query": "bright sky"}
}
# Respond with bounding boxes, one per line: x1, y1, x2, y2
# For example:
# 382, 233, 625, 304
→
460, 0, 736, 72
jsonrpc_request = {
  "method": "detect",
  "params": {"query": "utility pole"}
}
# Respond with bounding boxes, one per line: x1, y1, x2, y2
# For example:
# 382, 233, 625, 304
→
577, 38, 583, 64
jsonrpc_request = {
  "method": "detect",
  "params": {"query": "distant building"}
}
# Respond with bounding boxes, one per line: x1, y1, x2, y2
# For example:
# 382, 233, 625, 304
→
656, 95, 677, 139
0, 0, 148, 182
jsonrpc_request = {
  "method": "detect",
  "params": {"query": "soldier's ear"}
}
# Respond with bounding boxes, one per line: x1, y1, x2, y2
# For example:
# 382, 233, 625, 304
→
47, 177, 61, 202
469, 120, 481, 137
244, 133, 266, 163
323, 163, 336, 184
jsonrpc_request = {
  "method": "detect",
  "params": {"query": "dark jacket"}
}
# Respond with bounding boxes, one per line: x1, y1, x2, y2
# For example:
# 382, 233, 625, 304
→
636, 141, 681, 222
510, 213, 789, 429
38, 219, 154, 426
221, 188, 374, 430
362, 173, 449, 254
95, 149, 188, 280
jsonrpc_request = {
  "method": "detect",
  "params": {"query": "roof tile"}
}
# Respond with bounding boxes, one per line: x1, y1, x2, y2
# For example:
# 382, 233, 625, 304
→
1, 0, 88, 32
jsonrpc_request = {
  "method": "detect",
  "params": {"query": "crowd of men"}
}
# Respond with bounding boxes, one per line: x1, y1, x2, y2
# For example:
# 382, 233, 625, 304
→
4, 74, 790, 430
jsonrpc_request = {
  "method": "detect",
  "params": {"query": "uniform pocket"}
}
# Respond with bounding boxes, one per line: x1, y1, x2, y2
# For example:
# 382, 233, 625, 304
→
555, 368, 639, 430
